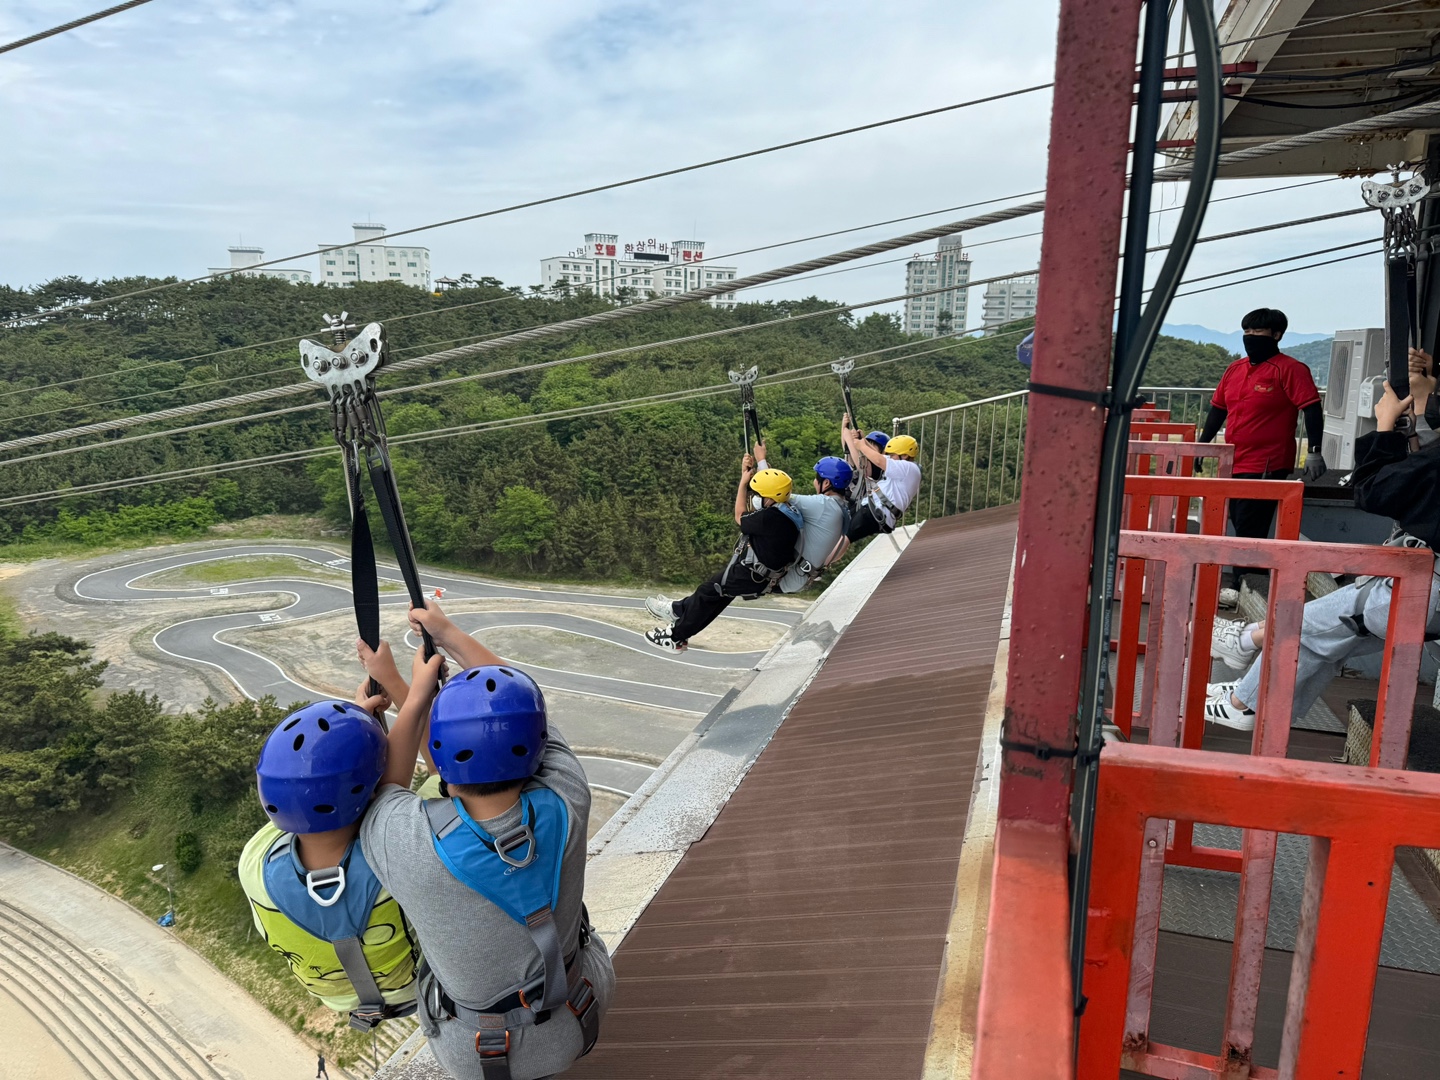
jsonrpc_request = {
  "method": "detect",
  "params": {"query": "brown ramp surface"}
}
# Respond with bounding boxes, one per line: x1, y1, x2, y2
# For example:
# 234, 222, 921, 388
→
572, 505, 1018, 1079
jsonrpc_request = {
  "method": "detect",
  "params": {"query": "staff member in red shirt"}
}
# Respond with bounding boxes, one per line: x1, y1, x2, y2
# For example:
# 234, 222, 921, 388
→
1198, 308, 1324, 591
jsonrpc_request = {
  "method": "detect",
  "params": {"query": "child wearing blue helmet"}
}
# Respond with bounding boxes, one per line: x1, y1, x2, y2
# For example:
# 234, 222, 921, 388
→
360, 600, 613, 1080
239, 681, 425, 1030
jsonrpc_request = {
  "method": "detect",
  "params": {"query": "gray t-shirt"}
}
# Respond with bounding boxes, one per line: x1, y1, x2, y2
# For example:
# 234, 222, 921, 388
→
360, 726, 613, 1080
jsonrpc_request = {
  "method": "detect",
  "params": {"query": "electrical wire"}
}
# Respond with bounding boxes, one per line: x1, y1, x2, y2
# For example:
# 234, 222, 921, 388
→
0, 0, 155, 55
1, 83, 1055, 328
1174, 244, 1381, 297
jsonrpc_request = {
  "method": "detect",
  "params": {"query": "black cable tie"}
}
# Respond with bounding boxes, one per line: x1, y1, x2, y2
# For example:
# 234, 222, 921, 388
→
1026, 381, 1147, 413
998, 735, 1080, 762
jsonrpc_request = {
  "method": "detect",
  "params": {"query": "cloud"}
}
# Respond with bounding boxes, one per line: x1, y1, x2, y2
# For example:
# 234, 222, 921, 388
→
0, 0, 1380, 335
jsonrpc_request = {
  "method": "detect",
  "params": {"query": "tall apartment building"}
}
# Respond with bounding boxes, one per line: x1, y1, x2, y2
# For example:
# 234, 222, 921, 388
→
540, 233, 739, 307
208, 245, 311, 283
317, 223, 431, 288
982, 274, 1039, 333
903, 234, 970, 337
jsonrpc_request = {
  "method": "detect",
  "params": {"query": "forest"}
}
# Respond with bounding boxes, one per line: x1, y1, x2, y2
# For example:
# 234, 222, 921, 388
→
0, 274, 1238, 580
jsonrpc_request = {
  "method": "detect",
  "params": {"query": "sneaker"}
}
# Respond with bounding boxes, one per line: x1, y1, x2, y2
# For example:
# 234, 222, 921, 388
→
1217, 587, 1240, 610
645, 595, 679, 621
1206, 680, 1237, 699
645, 627, 687, 653
1204, 689, 1256, 732
1212, 620, 1259, 672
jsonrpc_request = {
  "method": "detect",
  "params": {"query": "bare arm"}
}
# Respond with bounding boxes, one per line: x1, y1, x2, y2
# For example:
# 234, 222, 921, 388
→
408, 598, 503, 669
380, 645, 445, 791
734, 453, 756, 524
357, 639, 408, 709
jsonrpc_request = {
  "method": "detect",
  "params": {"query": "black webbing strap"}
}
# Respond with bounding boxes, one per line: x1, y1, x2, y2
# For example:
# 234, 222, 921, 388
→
1028, 381, 1148, 414
1387, 254, 1416, 402
343, 451, 385, 700
364, 452, 437, 661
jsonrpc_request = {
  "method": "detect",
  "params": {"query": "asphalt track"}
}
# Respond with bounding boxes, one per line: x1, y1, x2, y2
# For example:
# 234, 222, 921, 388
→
75, 545, 801, 795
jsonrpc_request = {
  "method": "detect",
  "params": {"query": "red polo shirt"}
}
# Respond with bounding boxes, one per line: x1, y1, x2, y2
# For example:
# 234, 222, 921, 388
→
1212, 353, 1320, 473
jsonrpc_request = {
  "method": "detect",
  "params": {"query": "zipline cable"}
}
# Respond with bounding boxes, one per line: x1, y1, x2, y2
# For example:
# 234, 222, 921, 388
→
0, 0, 155, 55
1, 83, 1056, 328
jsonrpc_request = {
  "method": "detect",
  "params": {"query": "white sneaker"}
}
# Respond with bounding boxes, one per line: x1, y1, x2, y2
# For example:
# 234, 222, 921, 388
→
1212, 620, 1259, 672
1206, 680, 1237, 699
1204, 689, 1256, 732
1218, 587, 1240, 609
645, 595, 679, 621
645, 626, 687, 653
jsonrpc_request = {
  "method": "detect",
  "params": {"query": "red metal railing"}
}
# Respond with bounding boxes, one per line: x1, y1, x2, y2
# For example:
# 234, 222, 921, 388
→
1080, 743, 1440, 1079
1130, 420, 1198, 442
1133, 407, 1171, 422
1110, 478, 1304, 742
1128, 439, 1234, 478
1104, 532, 1432, 1076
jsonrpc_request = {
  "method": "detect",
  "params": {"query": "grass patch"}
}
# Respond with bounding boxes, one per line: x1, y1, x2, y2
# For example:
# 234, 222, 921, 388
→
138, 554, 400, 592
0, 590, 19, 639
20, 767, 391, 1070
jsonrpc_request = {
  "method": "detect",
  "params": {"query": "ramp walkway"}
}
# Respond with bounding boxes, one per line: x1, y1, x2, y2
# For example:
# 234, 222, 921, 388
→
570, 506, 1017, 1079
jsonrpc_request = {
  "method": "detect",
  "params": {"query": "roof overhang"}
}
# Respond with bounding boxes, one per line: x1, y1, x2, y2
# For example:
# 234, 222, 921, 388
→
1165, 0, 1440, 177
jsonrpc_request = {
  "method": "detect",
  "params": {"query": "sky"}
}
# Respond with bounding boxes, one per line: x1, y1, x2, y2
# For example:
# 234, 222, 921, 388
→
0, 0, 1387, 337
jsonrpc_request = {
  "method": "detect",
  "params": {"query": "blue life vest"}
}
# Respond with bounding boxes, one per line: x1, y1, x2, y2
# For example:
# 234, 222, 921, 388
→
424, 786, 574, 1011
263, 836, 384, 944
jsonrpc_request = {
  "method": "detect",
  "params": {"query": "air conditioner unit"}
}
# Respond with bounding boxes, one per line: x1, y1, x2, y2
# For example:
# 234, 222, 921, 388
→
1321, 328, 1385, 471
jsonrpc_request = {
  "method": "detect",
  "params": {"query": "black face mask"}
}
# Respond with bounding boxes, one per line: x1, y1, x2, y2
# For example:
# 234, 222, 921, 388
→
1243, 334, 1280, 363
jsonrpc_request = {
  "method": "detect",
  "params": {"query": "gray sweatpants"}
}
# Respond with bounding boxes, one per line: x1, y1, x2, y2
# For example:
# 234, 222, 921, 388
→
1233, 574, 1440, 718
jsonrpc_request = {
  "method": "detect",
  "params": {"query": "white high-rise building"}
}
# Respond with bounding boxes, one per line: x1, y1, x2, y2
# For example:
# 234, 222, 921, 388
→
317, 224, 431, 288
540, 233, 739, 308
982, 274, 1039, 333
208, 245, 311, 284
903, 234, 970, 337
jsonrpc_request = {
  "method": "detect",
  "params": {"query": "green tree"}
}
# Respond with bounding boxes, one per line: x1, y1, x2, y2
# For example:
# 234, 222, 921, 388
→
169, 696, 294, 801
488, 485, 557, 571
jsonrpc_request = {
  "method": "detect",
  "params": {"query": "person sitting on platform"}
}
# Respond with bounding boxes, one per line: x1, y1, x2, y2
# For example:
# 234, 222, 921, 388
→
1205, 379, 1440, 730
360, 600, 613, 1080
643, 452, 802, 653
843, 414, 921, 542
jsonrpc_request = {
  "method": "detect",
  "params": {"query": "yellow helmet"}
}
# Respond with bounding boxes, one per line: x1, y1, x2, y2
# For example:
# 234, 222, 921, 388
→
884, 434, 918, 460
749, 468, 793, 502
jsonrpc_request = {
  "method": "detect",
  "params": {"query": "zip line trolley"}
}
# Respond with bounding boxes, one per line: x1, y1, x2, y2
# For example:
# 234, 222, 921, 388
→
728, 365, 763, 450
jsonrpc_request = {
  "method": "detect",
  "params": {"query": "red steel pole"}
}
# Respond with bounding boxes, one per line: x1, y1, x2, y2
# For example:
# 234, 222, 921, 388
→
998, 0, 1141, 826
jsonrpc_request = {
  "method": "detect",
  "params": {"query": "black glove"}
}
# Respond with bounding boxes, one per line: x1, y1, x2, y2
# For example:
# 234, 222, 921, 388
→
1301, 453, 1327, 483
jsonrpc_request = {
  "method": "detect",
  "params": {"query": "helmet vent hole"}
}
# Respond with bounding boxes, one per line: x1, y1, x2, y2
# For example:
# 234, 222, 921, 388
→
317, 717, 330, 732
432, 740, 442, 749
283, 717, 302, 731
455, 749, 474, 763
293, 734, 305, 751
500, 668, 513, 677
465, 670, 480, 681
313, 804, 335, 814
512, 744, 528, 757
332, 703, 346, 712
486, 678, 497, 692
265, 804, 278, 813
350, 785, 364, 794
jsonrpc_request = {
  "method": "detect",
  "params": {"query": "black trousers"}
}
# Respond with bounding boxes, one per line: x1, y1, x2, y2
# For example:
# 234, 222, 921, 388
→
846, 502, 892, 544
1228, 467, 1292, 589
671, 561, 770, 643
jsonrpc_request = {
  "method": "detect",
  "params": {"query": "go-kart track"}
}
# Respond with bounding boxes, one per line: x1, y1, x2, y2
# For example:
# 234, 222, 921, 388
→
73, 544, 802, 798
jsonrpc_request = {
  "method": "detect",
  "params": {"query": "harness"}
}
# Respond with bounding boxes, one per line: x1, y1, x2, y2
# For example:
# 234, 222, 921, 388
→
422, 789, 599, 1079
1342, 525, 1440, 640
299, 315, 439, 696
722, 502, 805, 594
260, 834, 418, 1030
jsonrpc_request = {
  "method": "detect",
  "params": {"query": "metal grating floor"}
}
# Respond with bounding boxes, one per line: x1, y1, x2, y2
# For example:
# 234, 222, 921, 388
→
568, 507, 1018, 1080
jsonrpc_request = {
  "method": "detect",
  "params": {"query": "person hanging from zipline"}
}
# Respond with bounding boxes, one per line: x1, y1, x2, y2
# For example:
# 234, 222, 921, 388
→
842, 413, 921, 543
845, 429, 891, 509
238, 644, 425, 1033
644, 450, 802, 653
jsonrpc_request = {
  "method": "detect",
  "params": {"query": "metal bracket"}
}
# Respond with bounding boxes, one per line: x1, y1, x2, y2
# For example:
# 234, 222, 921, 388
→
830, 358, 855, 377
727, 366, 758, 387
1361, 170, 1430, 212
299, 320, 387, 403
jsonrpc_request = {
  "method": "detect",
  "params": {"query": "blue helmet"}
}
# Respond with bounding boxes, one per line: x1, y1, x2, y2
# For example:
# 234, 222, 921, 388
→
865, 431, 889, 451
1017, 330, 1035, 369
256, 701, 387, 834
429, 665, 548, 785
814, 456, 854, 490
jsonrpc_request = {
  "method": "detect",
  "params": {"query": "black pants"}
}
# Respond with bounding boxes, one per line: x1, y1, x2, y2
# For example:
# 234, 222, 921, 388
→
1228, 468, 1292, 589
672, 562, 770, 643
846, 502, 892, 544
